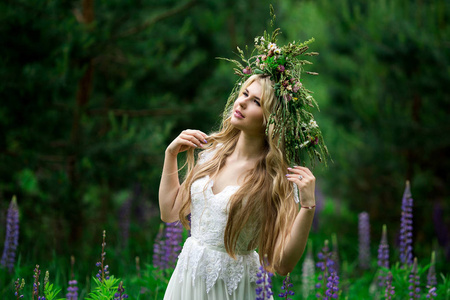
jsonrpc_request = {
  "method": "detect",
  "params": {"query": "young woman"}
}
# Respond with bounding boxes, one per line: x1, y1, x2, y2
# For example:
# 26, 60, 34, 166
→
159, 17, 328, 299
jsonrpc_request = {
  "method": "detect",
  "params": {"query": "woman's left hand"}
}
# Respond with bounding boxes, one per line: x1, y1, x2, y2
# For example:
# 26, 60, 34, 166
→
286, 166, 316, 207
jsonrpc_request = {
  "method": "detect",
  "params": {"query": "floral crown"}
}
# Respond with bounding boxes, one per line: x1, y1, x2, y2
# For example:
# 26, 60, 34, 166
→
219, 6, 329, 166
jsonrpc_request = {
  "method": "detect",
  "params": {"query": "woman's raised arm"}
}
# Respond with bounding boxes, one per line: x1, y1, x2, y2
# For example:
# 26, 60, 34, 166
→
158, 129, 208, 222
275, 166, 317, 275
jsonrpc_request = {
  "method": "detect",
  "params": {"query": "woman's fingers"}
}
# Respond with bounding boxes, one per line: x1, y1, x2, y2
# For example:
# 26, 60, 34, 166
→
291, 166, 314, 177
286, 167, 315, 188
180, 130, 208, 148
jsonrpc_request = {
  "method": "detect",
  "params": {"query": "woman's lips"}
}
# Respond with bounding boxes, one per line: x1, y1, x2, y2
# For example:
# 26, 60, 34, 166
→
234, 110, 244, 119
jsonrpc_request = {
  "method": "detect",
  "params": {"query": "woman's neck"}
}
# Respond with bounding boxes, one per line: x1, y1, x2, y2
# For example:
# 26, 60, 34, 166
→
232, 131, 266, 161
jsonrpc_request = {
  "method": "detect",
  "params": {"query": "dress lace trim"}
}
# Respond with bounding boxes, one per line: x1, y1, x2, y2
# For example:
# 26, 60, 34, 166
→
177, 237, 260, 295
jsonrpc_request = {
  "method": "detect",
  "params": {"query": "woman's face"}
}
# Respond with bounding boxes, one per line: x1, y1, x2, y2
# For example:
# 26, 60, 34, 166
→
230, 80, 264, 136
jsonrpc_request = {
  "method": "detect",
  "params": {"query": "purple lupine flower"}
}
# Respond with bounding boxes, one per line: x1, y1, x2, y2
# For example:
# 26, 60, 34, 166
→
14, 278, 25, 299
152, 224, 165, 269
302, 241, 315, 299
358, 212, 371, 269
315, 240, 336, 299
66, 256, 78, 300
162, 222, 183, 269
278, 273, 294, 299
114, 281, 129, 299
384, 271, 395, 300
377, 225, 390, 287
427, 287, 438, 299
33, 265, 41, 300
66, 280, 78, 300
408, 257, 420, 299
399, 181, 414, 266
1, 196, 20, 273
95, 231, 110, 282
255, 263, 274, 300
325, 272, 339, 299
426, 251, 437, 299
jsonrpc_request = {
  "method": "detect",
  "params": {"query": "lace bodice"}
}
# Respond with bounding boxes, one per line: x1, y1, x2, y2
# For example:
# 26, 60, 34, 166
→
176, 174, 260, 295
175, 148, 299, 295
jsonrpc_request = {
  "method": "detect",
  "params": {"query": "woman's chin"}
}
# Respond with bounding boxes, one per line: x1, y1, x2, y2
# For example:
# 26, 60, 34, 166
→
230, 118, 242, 129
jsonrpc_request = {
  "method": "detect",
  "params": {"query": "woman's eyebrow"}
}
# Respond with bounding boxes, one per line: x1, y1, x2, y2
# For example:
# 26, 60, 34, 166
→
245, 89, 261, 101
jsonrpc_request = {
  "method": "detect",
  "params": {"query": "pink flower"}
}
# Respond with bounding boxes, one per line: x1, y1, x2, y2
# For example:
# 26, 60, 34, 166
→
293, 82, 302, 93
243, 66, 252, 75
277, 65, 285, 72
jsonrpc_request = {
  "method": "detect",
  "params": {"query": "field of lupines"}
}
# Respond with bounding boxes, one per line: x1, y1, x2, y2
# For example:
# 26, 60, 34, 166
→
1, 182, 449, 299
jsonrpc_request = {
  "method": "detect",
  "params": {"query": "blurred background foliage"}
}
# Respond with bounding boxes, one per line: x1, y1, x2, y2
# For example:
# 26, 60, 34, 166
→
0, 0, 449, 285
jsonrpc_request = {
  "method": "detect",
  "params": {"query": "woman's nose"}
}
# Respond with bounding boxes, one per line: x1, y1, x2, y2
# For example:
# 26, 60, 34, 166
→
237, 97, 247, 108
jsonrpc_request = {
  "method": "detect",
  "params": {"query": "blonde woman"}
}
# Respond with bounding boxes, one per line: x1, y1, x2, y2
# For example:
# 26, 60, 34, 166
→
159, 72, 321, 299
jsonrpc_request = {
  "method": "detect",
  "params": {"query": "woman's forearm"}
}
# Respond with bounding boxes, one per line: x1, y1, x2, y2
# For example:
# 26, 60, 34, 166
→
158, 150, 182, 222
277, 207, 315, 275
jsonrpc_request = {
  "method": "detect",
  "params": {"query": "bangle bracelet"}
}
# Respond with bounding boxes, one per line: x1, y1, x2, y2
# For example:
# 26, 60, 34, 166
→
301, 205, 316, 209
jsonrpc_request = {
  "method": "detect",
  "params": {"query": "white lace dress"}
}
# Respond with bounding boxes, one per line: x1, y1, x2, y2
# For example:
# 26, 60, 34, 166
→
163, 173, 264, 299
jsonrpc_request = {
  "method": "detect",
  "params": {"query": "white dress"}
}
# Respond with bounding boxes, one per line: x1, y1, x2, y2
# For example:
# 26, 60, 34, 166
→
163, 173, 263, 299
163, 149, 298, 299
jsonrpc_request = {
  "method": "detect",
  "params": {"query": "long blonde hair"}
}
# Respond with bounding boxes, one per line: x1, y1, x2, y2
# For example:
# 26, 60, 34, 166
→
179, 75, 298, 273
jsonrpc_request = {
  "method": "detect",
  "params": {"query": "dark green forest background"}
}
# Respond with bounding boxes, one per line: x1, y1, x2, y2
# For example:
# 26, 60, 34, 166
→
1, 0, 449, 279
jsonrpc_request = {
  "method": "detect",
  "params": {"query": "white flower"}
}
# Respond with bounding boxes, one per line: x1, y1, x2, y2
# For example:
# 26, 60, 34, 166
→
254, 37, 259, 44
299, 140, 310, 148
268, 43, 277, 50
306, 95, 312, 100
309, 120, 318, 128
274, 48, 281, 55
261, 36, 265, 41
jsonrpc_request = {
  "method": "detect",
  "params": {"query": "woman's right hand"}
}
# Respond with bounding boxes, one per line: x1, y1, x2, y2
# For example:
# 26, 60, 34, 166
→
166, 129, 209, 156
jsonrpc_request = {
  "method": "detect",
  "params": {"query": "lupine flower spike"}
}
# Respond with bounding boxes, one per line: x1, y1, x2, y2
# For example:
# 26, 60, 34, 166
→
358, 212, 371, 269
426, 251, 437, 299
408, 257, 420, 299
44, 270, 49, 290
32, 264, 41, 300
279, 273, 295, 299
302, 240, 315, 299
315, 239, 338, 299
14, 278, 25, 299
163, 221, 183, 269
377, 225, 390, 288
1, 196, 20, 273
152, 223, 165, 269
95, 230, 110, 282
114, 281, 129, 299
326, 271, 339, 299
255, 255, 274, 300
399, 180, 414, 266
66, 256, 78, 300
384, 271, 395, 300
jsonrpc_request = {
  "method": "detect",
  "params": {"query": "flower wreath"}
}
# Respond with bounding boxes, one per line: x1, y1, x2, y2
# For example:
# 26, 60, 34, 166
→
219, 6, 329, 167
